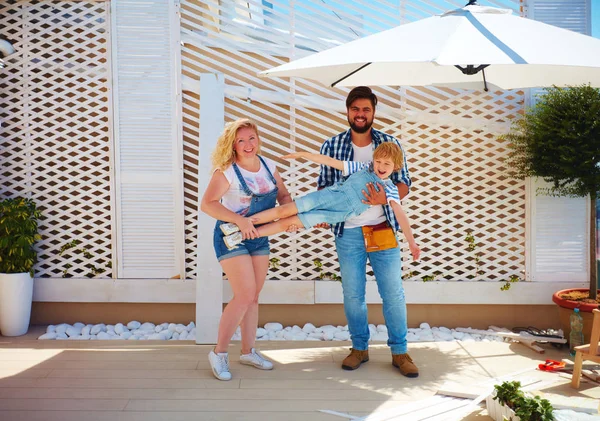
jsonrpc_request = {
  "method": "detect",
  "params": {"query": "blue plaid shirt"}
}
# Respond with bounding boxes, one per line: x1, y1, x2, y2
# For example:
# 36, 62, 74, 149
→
317, 128, 411, 237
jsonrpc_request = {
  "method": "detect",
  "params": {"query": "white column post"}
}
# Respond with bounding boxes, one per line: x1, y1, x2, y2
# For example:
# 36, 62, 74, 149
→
196, 73, 225, 344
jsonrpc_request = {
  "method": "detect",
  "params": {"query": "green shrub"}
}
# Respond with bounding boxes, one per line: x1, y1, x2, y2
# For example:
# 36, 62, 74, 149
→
0, 197, 42, 276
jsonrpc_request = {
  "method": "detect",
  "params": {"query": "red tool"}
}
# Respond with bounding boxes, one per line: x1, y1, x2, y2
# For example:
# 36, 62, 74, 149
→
538, 359, 567, 372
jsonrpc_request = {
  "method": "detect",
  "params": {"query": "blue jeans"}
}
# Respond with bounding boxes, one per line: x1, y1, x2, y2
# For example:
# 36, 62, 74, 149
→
335, 226, 408, 355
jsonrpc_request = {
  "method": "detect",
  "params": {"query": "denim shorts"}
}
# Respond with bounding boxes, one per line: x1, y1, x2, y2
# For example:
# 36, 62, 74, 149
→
213, 228, 270, 262
295, 186, 365, 229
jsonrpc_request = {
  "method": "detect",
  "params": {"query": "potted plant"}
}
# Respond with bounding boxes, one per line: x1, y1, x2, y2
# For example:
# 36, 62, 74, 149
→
504, 85, 600, 341
0, 197, 42, 336
486, 381, 554, 421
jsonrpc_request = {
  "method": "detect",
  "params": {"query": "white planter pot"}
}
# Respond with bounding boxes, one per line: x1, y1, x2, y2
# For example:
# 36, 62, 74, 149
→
0, 272, 34, 336
486, 395, 521, 421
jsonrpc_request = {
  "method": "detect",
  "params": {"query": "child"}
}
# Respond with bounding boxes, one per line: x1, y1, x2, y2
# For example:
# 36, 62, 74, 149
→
222, 143, 420, 260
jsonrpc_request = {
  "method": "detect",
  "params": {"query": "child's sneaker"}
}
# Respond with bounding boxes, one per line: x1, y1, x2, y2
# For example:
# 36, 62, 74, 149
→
240, 348, 274, 370
208, 350, 232, 381
220, 222, 240, 235
223, 232, 243, 250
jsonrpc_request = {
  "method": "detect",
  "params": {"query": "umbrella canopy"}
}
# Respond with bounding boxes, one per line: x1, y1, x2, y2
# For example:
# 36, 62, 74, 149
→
259, 5, 600, 91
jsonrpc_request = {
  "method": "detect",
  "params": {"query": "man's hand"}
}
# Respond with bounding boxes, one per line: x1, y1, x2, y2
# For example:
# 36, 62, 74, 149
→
283, 152, 310, 160
314, 222, 330, 229
361, 182, 387, 205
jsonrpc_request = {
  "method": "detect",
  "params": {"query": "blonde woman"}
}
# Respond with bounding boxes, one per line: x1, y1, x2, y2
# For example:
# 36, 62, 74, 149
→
200, 118, 294, 380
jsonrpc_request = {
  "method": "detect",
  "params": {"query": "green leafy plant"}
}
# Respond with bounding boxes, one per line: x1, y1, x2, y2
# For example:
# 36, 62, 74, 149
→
493, 381, 554, 421
421, 272, 442, 282
465, 231, 484, 280
500, 274, 522, 291
0, 197, 42, 276
313, 258, 341, 281
504, 84, 600, 300
493, 381, 524, 409
513, 394, 555, 421
269, 257, 280, 270
58, 240, 111, 278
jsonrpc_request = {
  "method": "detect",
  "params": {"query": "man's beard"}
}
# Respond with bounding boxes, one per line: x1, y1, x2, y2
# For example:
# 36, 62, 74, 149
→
348, 117, 372, 134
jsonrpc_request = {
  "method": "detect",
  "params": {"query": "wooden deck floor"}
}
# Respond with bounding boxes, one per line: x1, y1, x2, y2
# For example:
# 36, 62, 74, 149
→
0, 326, 598, 420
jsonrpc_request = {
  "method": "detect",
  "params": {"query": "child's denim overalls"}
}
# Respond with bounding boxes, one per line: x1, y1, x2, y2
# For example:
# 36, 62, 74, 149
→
295, 168, 383, 229
213, 156, 278, 261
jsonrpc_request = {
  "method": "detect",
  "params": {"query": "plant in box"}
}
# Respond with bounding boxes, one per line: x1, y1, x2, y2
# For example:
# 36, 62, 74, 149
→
0, 197, 42, 336
487, 381, 554, 421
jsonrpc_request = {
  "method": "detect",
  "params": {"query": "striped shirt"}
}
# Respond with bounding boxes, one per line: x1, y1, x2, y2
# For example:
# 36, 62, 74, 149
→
343, 161, 401, 206
317, 128, 411, 237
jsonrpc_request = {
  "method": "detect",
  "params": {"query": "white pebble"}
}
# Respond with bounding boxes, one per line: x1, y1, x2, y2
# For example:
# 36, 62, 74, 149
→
256, 328, 267, 338
127, 321, 141, 330
264, 322, 283, 331
302, 323, 316, 333
139, 322, 155, 331
65, 326, 82, 337
114, 323, 126, 335
38, 332, 57, 340
90, 324, 105, 335
46, 325, 56, 333
334, 331, 350, 341
420, 322, 431, 330
55, 324, 69, 334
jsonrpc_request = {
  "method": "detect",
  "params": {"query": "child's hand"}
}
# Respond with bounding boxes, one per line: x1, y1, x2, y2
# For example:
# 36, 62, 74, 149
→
237, 217, 259, 240
409, 242, 421, 261
282, 152, 309, 160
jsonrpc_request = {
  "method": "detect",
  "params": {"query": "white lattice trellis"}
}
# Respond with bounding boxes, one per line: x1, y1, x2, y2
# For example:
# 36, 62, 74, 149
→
181, 0, 526, 282
0, 0, 113, 278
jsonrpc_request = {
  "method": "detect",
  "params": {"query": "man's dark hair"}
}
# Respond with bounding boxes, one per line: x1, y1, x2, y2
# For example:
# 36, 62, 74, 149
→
345, 86, 378, 109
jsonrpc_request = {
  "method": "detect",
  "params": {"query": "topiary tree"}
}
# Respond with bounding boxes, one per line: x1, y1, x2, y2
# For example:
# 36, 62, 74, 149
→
504, 85, 600, 300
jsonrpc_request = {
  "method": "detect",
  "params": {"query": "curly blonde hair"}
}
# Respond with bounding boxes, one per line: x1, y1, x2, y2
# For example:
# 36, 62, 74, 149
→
373, 142, 404, 170
211, 118, 262, 171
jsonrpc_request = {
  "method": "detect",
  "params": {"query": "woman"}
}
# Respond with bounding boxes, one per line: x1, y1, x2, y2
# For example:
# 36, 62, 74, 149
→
200, 118, 294, 381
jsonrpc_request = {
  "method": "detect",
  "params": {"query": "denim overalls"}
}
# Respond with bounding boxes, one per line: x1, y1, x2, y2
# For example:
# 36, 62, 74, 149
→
295, 168, 384, 229
213, 156, 278, 261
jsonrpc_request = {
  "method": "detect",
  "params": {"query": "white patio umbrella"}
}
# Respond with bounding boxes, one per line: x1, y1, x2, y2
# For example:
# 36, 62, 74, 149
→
259, 3, 600, 91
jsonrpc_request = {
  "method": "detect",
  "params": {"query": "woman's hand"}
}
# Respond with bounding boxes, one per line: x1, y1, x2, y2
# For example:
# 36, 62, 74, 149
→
285, 224, 301, 233
409, 242, 421, 261
236, 217, 259, 240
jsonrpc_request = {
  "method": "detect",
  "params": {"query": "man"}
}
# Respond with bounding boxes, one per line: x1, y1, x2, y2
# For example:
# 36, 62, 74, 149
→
317, 86, 418, 378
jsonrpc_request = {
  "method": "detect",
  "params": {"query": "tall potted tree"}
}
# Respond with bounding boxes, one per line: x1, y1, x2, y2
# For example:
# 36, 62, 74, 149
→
504, 85, 600, 342
0, 197, 42, 336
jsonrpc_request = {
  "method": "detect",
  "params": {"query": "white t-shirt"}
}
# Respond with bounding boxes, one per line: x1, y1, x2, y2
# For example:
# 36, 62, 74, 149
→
344, 143, 387, 229
219, 157, 278, 216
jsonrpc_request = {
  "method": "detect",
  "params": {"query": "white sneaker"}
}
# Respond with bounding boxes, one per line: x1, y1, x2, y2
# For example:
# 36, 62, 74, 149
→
208, 350, 232, 381
220, 222, 240, 235
223, 232, 243, 250
240, 348, 274, 370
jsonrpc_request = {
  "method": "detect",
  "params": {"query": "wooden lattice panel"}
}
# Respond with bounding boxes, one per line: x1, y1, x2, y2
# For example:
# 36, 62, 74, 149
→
0, 0, 112, 278
181, 0, 525, 282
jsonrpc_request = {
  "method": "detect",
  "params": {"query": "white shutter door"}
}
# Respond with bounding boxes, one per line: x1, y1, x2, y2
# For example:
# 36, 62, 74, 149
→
529, 180, 588, 282
111, 0, 184, 279
526, 0, 591, 283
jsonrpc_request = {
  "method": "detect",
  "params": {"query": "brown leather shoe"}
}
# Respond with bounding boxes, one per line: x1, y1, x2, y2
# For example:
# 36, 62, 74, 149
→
342, 348, 369, 370
392, 353, 419, 378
